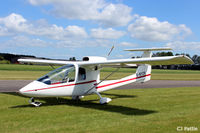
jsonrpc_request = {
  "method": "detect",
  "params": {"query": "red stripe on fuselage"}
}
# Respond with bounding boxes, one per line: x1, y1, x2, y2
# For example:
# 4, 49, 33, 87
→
23, 74, 151, 92
96, 74, 151, 89
24, 80, 96, 92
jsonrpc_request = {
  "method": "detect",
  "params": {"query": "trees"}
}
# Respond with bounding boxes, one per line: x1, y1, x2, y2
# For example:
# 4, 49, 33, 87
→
0, 56, 4, 60
192, 55, 200, 64
69, 57, 76, 61
152, 52, 173, 57
0, 55, 10, 64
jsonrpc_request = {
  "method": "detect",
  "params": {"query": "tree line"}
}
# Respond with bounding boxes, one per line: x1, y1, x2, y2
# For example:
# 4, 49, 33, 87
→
0, 53, 76, 64
0, 53, 36, 64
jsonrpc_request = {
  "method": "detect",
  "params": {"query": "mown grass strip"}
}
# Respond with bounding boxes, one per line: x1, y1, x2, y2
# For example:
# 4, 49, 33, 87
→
0, 64, 60, 71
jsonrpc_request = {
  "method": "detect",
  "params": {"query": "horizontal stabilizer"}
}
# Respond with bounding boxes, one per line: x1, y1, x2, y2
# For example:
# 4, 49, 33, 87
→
124, 47, 172, 52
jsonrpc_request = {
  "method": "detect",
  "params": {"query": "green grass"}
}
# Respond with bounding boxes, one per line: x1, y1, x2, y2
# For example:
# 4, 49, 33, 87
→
1, 64, 200, 80
0, 87, 200, 133
0, 70, 47, 80
0, 64, 199, 132
0, 64, 60, 71
151, 69, 200, 80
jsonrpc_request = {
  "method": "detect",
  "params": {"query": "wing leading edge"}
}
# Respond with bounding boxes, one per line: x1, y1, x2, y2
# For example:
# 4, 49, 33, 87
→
78, 55, 193, 66
18, 58, 76, 65
18, 55, 193, 67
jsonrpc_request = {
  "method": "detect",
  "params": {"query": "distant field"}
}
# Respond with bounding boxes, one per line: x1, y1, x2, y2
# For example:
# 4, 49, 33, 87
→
101, 68, 200, 80
0, 64, 60, 71
0, 64, 200, 80
0, 87, 199, 133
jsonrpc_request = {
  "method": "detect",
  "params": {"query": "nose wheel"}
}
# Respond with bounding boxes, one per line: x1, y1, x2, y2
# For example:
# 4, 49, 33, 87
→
29, 97, 42, 107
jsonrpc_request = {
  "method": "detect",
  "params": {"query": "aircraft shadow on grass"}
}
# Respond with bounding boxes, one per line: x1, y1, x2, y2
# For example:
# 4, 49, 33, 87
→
2, 92, 157, 116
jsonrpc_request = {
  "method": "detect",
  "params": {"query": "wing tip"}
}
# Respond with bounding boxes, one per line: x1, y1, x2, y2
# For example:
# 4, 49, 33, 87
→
176, 55, 194, 64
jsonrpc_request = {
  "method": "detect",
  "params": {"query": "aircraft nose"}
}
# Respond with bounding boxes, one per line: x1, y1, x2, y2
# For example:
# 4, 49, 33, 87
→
19, 88, 23, 94
19, 85, 30, 95
18, 80, 45, 96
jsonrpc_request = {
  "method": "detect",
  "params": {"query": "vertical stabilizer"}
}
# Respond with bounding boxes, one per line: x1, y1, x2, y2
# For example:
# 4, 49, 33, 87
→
142, 51, 152, 58
136, 64, 151, 83
136, 50, 152, 83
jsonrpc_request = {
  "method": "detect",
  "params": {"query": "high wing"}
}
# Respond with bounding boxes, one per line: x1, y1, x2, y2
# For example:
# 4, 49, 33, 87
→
18, 58, 76, 65
18, 55, 193, 67
78, 55, 193, 66
18, 47, 193, 66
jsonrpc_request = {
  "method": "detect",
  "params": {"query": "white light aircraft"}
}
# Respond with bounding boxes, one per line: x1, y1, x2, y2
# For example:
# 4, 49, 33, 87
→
18, 48, 193, 107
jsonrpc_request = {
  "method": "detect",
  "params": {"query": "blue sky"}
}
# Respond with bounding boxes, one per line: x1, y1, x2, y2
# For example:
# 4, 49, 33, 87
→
0, 0, 200, 59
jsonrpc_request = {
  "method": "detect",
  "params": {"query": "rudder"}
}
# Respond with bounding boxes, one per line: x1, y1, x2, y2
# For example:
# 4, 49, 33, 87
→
136, 64, 151, 83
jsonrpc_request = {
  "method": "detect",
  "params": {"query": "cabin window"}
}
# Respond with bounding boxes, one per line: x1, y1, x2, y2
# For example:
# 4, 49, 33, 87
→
37, 64, 75, 85
78, 67, 86, 81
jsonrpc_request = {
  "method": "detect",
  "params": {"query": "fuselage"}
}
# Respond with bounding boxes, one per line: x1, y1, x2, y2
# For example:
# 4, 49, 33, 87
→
19, 61, 152, 98
19, 73, 151, 97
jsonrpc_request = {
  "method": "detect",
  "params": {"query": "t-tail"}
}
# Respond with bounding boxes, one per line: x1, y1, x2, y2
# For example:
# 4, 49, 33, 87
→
97, 47, 173, 92
127, 47, 172, 83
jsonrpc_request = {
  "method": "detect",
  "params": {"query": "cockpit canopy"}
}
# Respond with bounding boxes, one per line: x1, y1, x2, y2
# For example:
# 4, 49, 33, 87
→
37, 64, 75, 85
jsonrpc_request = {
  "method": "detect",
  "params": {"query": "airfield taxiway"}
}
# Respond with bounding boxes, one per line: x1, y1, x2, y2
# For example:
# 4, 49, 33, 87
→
0, 80, 200, 92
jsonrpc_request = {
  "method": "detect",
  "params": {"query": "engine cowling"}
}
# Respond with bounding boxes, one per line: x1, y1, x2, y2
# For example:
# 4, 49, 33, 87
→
82, 56, 107, 62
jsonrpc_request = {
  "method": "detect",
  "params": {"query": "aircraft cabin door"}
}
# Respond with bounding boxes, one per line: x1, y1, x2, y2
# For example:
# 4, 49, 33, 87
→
78, 67, 86, 81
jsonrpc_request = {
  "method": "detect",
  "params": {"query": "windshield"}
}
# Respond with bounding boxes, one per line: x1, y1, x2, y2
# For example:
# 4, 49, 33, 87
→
37, 64, 75, 85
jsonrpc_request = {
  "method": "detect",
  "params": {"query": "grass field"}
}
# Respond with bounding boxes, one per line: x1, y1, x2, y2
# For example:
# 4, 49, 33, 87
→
0, 64, 200, 133
0, 64, 200, 80
0, 87, 199, 133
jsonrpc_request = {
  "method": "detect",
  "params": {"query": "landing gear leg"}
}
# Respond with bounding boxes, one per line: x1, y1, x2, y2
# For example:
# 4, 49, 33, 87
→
28, 97, 42, 107
95, 91, 112, 104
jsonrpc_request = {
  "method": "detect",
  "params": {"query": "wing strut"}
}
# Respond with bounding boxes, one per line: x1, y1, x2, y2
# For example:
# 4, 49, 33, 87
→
49, 64, 55, 70
84, 67, 120, 95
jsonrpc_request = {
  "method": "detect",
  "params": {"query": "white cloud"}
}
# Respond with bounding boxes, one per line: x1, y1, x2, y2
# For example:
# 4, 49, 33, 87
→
3, 35, 50, 47
128, 16, 192, 42
0, 13, 123, 48
0, 13, 31, 35
0, 26, 11, 36
118, 42, 137, 47
65, 26, 88, 38
28, 0, 133, 27
91, 28, 125, 39
97, 3, 133, 27
166, 41, 200, 51
29, 24, 88, 40
0, 13, 88, 40
0, 13, 29, 31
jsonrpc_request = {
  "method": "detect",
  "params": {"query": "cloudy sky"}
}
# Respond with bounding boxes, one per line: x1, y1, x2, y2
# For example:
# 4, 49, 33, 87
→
0, 0, 200, 59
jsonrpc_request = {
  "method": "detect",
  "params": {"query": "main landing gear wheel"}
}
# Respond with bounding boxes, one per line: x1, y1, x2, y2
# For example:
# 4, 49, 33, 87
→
95, 91, 112, 104
29, 97, 42, 107
100, 97, 112, 104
